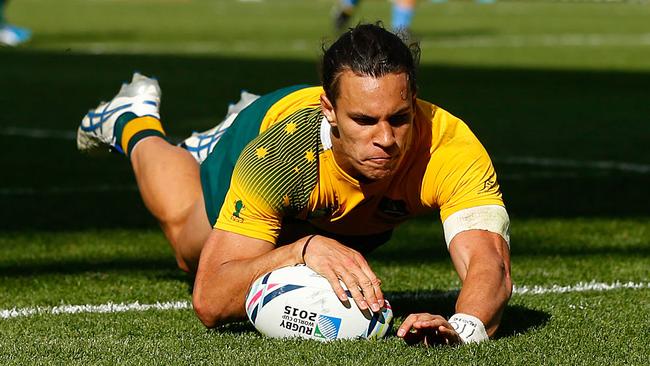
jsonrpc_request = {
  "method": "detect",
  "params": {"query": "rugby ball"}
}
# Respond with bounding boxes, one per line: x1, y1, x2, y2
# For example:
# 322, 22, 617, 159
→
245, 264, 393, 341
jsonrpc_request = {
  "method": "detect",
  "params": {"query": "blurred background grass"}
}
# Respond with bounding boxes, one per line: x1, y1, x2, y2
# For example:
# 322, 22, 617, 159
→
0, 1, 648, 364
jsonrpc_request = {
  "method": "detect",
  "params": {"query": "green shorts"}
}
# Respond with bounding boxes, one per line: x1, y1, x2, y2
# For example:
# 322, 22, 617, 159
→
200, 85, 307, 226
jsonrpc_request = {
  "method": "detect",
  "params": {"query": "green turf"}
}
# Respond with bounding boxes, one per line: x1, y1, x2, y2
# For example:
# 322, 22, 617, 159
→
1, 219, 649, 365
1, 0, 649, 364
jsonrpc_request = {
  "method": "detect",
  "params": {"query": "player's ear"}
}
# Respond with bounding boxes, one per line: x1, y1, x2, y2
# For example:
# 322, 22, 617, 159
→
320, 93, 337, 127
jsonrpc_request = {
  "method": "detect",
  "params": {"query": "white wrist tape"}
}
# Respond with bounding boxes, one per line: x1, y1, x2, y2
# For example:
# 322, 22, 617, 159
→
448, 313, 489, 344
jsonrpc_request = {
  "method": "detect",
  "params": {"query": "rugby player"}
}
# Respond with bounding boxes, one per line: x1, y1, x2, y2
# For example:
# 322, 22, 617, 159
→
77, 23, 511, 345
332, 0, 497, 34
0, 0, 31, 46
333, 0, 417, 32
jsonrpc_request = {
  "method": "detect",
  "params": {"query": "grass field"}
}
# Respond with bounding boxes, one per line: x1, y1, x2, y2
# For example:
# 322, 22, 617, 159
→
1, 0, 649, 364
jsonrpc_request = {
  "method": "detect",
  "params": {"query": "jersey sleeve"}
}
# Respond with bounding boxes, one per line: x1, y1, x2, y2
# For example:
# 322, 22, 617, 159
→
215, 144, 304, 244
214, 171, 284, 244
214, 108, 321, 244
421, 115, 504, 223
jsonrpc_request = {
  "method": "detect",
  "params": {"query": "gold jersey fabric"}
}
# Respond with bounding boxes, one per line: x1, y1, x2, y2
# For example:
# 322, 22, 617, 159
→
214, 87, 504, 244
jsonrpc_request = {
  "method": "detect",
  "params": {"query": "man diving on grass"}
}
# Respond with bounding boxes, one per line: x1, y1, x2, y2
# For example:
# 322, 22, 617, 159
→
77, 23, 511, 345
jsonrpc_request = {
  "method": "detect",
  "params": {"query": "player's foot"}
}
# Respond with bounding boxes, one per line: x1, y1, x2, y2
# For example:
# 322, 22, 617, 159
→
0, 24, 31, 46
77, 72, 161, 154
180, 91, 258, 163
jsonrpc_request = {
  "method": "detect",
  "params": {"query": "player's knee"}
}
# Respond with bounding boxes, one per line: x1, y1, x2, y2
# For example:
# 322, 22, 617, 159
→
158, 206, 188, 232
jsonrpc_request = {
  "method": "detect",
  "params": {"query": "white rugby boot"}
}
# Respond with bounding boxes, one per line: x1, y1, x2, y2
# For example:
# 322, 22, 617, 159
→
180, 90, 259, 163
77, 72, 161, 154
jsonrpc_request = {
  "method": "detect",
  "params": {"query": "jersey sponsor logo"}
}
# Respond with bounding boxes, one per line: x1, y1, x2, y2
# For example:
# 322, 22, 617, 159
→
378, 197, 409, 218
231, 199, 245, 223
481, 179, 497, 193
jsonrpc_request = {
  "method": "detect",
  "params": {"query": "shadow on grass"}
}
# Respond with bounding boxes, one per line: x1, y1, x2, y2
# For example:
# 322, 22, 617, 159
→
388, 290, 550, 340
0, 255, 198, 295
495, 305, 551, 340
369, 213, 650, 260
1, 48, 649, 232
211, 321, 257, 335
207, 293, 549, 341
0, 257, 182, 278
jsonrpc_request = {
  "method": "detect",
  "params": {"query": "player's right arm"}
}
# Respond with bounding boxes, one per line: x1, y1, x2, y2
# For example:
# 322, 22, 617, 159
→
192, 229, 384, 328
192, 229, 301, 327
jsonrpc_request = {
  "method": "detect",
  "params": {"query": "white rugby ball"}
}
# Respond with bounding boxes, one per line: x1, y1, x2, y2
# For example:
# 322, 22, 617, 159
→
245, 264, 393, 341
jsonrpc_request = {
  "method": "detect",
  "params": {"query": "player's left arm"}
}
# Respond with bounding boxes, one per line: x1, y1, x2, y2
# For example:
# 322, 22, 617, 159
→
397, 227, 511, 346
398, 113, 512, 345
449, 228, 512, 338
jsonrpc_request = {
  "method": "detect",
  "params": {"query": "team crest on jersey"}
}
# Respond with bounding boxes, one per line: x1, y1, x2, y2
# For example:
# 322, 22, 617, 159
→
378, 197, 409, 218
231, 199, 245, 223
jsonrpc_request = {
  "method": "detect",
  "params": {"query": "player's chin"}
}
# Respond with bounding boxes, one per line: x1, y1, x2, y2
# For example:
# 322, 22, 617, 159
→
359, 164, 397, 181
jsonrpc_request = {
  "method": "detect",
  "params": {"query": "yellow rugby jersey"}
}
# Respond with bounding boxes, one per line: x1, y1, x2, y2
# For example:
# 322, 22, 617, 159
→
214, 87, 504, 244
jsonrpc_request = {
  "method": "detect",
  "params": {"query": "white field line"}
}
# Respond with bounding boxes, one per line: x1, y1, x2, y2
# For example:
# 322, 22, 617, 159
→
421, 33, 650, 49
0, 281, 647, 320
388, 280, 650, 301
0, 126, 77, 140
26, 32, 650, 56
3, 126, 650, 175
10, 126, 646, 174
494, 156, 650, 174
0, 185, 138, 196
1, 153, 646, 196
0, 126, 182, 142
2, 128, 648, 195
0, 301, 191, 320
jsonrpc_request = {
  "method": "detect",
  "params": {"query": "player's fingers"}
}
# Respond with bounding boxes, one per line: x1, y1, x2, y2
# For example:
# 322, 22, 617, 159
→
352, 271, 381, 312
397, 313, 425, 338
370, 277, 384, 309
412, 315, 446, 329
437, 325, 462, 345
414, 318, 461, 346
354, 256, 385, 309
321, 270, 349, 303
338, 269, 369, 311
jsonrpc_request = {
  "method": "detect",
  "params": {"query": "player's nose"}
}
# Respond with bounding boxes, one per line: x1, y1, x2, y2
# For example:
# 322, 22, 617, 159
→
373, 120, 396, 149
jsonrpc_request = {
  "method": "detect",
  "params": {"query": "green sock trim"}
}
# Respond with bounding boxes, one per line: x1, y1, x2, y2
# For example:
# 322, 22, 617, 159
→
114, 112, 138, 154
127, 130, 166, 156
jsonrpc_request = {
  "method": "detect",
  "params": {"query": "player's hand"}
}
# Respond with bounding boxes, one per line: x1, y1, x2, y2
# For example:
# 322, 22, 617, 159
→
397, 313, 462, 346
301, 235, 384, 313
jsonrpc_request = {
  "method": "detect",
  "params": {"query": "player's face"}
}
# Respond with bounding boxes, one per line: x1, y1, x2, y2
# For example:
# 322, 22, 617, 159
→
321, 70, 415, 182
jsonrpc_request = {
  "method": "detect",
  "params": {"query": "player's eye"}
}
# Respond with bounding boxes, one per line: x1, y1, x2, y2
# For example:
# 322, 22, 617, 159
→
388, 114, 410, 126
353, 116, 377, 126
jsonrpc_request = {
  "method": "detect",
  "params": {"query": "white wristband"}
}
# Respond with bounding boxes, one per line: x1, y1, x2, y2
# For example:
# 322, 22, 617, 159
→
448, 313, 489, 344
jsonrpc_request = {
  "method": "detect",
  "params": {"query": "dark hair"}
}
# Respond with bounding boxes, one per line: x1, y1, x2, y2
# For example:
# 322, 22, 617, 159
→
321, 23, 420, 105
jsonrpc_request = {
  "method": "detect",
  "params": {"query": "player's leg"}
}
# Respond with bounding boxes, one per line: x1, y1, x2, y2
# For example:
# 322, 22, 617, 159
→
129, 138, 210, 273
392, 0, 416, 32
77, 73, 210, 272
